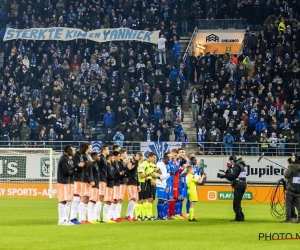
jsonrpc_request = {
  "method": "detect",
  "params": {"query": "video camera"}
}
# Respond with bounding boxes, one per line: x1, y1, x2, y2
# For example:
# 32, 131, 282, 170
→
217, 169, 228, 179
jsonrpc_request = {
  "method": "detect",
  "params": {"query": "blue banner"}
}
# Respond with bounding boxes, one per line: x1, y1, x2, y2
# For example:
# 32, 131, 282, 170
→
91, 141, 103, 154
140, 142, 182, 161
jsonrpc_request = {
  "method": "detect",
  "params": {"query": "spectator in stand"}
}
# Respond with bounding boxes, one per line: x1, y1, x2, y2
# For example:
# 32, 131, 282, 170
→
189, 88, 200, 122
223, 132, 235, 156
104, 128, 114, 146
163, 106, 173, 127
269, 132, 278, 156
249, 130, 260, 156
247, 32, 258, 60
256, 117, 268, 135
154, 105, 163, 124
172, 41, 181, 66
144, 129, 154, 142
103, 106, 115, 132
113, 129, 125, 148
208, 123, 221, 154
236, 128, 248, 155
174, 122, 183, 141
157, 34, 167, 65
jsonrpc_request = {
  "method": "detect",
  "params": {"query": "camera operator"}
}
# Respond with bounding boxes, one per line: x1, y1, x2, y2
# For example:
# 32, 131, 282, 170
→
281, 153, 300, 223
218, 156, 247, 222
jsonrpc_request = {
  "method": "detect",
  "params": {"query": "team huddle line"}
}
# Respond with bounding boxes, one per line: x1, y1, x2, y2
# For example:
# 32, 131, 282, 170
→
57, 143, 206, 225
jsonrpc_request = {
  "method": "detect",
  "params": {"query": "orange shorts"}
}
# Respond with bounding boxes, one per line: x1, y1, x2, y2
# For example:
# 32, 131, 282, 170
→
119, 184, 127, 200
113, 186, 120, 200
127, 185, 138, 201
68, 184, 74, 201
89, 188, 99, 202
99, 182, 107, 196
74, 181, 83, 197
57, 183, 69, 202
83, 183, 92, 197
104, 187, 113, 202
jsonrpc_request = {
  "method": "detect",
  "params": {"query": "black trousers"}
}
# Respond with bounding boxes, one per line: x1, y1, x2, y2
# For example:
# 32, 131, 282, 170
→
285, 190, 300, 220
233, 187, 246, 219
291, 201, 298, 219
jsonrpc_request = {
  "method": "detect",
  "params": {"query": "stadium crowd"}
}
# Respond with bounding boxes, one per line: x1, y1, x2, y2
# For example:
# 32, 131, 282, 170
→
0, 0, 299, 156
192, 1, 300, 156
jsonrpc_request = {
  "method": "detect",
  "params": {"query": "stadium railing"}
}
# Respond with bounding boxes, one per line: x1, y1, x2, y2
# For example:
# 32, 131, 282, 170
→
195, 19, 248, 30
183, 27, 198, 62
0, 141, 298, 156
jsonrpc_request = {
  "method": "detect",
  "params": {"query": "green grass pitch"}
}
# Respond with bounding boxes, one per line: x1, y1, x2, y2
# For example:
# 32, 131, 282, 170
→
1, 199, 299, 250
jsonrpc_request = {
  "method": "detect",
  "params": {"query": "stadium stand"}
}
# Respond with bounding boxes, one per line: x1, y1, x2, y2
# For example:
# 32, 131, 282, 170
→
0, 0, 299, 156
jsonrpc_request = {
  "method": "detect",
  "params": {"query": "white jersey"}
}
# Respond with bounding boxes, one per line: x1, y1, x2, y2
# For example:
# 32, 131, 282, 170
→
157, 38, 166, 49
156, 161, 170, 188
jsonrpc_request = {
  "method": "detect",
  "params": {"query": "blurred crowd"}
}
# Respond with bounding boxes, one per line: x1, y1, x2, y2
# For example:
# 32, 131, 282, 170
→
0, 0, 299, 155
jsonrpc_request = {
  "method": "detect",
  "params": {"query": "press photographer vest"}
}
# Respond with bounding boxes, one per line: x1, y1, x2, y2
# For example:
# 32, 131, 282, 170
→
290, 167, 300, 194
230, 160, 247, 189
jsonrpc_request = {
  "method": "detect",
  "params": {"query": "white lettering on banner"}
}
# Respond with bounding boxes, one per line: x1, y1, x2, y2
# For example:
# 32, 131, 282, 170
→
2, 188, 57, 197
195, 156, 288, 183
7, 188, 38, 196
7, 162, 18, 175
0, 188, 5, 195
219, 193, 232, 199
4, 28, 160, 44
292, 177, 300, 184
243, 193, 251, 199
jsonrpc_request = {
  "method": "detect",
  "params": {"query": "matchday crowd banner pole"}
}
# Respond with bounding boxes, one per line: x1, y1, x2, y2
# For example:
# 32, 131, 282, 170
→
3, 27, 160, 44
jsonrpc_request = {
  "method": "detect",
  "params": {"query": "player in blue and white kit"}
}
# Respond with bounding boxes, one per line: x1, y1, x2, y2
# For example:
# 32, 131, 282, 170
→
168, 148, 186, 219
155, 153, 171, 220
164, 152, 174, 219
177, 148, 188, 219
168, 149, 182, 218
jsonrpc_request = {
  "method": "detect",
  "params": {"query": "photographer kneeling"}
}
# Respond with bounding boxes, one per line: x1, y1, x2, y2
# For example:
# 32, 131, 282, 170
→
218, 156, 247, 222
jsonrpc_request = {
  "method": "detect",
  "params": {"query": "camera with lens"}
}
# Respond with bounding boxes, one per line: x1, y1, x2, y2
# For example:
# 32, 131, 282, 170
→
217, 170, 227, 179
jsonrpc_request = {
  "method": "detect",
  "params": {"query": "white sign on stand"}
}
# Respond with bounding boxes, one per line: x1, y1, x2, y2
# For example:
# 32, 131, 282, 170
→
196, 156, 287, 183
